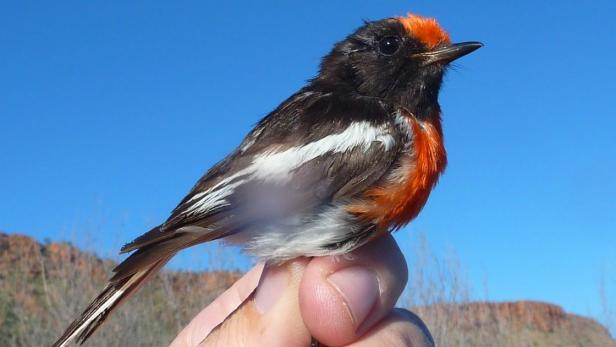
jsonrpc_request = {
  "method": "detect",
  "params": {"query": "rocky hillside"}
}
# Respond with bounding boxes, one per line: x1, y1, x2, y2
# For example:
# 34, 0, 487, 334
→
415, 301, 616, 346
0, 232, 240, 347
1, 232, 614, 346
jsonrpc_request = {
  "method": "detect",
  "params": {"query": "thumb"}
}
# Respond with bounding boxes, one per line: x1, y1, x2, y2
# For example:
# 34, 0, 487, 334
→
200, 259, 312, 347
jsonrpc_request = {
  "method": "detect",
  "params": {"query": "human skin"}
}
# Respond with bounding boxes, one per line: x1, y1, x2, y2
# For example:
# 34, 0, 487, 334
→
171, 235, 434, 347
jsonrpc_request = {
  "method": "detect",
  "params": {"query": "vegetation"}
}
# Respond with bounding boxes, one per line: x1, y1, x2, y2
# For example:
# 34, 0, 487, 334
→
403, 234, 616, 346
0, 232, 614, 346
0, 233, 239, 346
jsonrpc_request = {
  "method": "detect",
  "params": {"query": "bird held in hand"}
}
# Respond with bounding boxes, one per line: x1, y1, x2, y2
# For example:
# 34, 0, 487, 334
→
54, 12, 481, 346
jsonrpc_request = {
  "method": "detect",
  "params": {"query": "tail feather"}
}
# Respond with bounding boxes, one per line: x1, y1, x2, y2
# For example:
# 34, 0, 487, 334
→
54, 224, 228, 346
110, 229, 211, 284
53, 256, 171, 347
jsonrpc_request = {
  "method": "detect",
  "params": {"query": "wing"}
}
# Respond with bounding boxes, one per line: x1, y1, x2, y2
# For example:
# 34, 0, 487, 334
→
53, 92, 409, 347
120, 91, 408, 255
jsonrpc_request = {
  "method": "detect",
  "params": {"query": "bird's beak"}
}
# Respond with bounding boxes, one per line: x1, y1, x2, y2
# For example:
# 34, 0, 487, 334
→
415, 42, 483, 66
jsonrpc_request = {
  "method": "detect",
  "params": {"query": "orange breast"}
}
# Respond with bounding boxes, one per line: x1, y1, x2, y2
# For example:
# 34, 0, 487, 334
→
348, 115, 447, 231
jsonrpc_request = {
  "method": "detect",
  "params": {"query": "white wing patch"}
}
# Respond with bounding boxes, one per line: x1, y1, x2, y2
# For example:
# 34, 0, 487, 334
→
183, 121, 395, 215
251, 121, 395, 181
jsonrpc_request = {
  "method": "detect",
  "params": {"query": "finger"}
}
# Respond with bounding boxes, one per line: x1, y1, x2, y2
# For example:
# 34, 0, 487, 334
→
346, 308, 435, 347
299, 235, 408, 346
170, 263, 265, 347
200, 259, 312, 347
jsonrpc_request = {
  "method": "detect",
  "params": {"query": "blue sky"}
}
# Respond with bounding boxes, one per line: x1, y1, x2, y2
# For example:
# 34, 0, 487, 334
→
1, 1, 615, 320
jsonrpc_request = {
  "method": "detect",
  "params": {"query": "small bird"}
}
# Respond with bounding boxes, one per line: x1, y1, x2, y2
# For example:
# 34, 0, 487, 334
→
54, 13, 481, 346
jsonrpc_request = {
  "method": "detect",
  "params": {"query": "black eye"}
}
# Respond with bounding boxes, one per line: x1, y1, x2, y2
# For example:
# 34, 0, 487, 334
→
378, 36, 401, 55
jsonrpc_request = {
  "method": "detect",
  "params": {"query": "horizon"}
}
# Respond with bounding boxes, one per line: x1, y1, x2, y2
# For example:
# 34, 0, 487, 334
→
1, 0, 615, 327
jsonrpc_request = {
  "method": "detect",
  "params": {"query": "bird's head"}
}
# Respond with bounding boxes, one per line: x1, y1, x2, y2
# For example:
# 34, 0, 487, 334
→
311, 13, 482, 119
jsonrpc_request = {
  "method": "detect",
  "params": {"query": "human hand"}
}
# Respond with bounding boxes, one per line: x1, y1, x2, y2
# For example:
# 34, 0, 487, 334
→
170, 235, 434, 347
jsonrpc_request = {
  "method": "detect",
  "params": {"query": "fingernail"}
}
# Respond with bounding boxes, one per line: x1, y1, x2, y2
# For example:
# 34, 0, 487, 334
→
254, 264, 288, 314
327, 266, 379, 327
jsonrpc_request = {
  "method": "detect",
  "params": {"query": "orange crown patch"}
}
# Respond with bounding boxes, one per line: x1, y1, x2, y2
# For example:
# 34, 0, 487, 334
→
398, 13, 451, 49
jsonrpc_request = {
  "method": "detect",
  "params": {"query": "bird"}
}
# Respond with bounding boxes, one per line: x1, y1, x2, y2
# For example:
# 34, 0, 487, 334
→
54, 12, 481, 346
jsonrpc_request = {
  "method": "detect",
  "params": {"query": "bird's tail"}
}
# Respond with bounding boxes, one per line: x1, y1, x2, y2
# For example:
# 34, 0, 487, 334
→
53, 225, 219, 346
52, 255, 171, 347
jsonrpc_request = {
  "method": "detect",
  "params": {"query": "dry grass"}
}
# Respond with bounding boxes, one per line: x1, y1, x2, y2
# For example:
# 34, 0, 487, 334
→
599, 271, 616, 338
402, 233, 497, 346
402, 233, 616, 346
0, 234, 239, 347
1, 231, 614, 346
